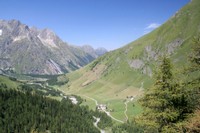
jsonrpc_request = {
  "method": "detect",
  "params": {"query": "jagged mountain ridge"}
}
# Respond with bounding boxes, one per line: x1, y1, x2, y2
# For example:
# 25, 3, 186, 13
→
0, 20, 107, 75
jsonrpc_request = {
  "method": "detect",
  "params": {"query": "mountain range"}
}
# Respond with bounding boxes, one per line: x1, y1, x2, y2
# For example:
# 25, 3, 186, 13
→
0, 20, 107, 75
0, 0, 200, 132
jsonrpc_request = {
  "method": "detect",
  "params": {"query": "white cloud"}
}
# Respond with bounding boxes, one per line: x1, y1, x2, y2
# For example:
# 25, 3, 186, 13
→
143, 30, 151, 35
0, 29, 2, 36
143, 23, 160, 35
145, 23, 160, 29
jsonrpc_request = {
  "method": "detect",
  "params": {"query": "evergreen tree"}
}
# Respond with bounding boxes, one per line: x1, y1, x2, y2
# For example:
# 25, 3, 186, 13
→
181, 35, 200, 132
186, 35, 200, 109
190, 35, 200, 71
138, 57, 185, 132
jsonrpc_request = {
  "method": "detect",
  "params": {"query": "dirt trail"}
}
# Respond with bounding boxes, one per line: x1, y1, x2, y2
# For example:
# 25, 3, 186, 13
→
103, 110, 124, 123
82, 95, 98, 105
93, 116, 105, 133
82, 95, 124, 123
124, 101, 129, 121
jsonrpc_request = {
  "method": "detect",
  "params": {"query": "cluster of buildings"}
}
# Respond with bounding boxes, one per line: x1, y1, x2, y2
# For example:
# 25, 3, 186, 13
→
60, 93, 78, 105
96, 104, 107, 111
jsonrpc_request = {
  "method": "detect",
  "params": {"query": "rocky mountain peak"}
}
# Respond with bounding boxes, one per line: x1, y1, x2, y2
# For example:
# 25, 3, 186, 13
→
0, 19, 107, 75
39, 28, 57, 40
95, 47, 108, 56
30, 26, 40, 34
37, 28, 60, 48
8, 19, 21, 27
82, 45, 97, 58
81, 45, 108, 58
0, 19, 32, 42
82, 45, 95, 53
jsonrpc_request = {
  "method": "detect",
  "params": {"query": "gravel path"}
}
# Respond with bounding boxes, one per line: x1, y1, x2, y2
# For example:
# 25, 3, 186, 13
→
93, 116, 105, 133
82, 95, 124, 123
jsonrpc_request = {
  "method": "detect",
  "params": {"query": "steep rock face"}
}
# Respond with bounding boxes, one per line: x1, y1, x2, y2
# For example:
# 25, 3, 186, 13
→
0, 20, 103, 75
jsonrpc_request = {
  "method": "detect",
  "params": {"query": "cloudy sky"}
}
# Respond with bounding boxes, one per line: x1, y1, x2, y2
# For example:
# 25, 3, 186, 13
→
1, 0, 189, 50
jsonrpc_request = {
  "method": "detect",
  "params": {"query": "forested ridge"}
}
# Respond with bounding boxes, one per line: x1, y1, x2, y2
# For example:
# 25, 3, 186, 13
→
0, 88, 112, 133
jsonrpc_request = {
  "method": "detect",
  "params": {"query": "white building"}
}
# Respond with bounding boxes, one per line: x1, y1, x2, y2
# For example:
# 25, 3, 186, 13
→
69, 97, 78, 104
96, 104, 107, 111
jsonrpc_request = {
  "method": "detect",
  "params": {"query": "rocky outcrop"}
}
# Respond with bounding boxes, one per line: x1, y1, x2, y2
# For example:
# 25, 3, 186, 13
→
128, 59, 152, 76
128, 38, 184, 77
144, 45, 159, 61
166, 39, 184, 54
128, 59, 145, 69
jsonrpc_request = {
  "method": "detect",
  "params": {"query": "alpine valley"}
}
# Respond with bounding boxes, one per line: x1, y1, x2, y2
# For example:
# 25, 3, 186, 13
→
59, 0, 200, 132
0, 0, 200, 133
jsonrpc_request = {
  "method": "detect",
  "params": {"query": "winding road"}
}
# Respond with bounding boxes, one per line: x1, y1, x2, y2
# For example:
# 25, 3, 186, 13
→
82, 95, 124, 123
93, 116, 105, 133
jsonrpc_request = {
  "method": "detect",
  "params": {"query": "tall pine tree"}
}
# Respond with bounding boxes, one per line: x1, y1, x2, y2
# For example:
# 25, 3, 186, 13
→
182, 35, 200, 132
186, 35, 200, 109
138, 57, 186, 132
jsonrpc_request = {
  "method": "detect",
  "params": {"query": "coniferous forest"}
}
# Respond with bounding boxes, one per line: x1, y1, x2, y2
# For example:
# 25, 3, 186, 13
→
0, 88, 113, 133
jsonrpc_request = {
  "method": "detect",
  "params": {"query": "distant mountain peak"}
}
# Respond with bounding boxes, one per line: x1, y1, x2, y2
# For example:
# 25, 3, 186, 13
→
0, 19, 103, 75
95, 47, 108, 56
37, 28, 60, 48
8, 19, 21, 26
81, 45, 108, 58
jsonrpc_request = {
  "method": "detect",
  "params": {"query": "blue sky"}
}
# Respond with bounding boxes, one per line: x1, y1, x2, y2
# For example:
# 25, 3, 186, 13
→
1, 0, 189, 50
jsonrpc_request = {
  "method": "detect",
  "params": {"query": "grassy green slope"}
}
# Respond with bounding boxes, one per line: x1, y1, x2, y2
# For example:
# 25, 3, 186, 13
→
59, 0, 200, 122
0, 75, 21, 88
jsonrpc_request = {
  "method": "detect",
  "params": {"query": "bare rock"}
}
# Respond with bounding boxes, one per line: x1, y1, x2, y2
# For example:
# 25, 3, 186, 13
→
142, 66, 152, 77
128, 59, 145, 69
166, 39, 184, 54
144, 45, 159, 61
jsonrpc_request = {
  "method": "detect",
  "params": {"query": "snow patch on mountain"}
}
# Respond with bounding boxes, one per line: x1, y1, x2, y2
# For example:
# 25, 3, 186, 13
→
38, 35, 58, 48
0, 29, 2, 36
13, 36, 26, 42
